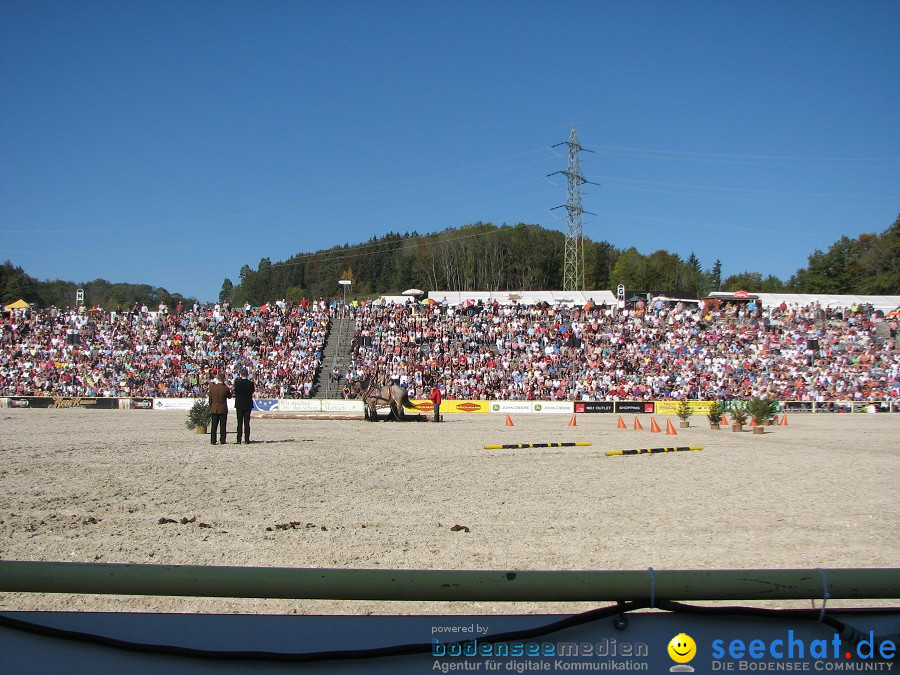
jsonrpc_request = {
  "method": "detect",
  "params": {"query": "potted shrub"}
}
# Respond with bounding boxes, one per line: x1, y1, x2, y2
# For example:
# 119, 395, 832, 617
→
185, 399, 210, 434
747, 397, 777, 434
707, 401, 722, 430
676, 400, 692, 428
729, 402, 748, 432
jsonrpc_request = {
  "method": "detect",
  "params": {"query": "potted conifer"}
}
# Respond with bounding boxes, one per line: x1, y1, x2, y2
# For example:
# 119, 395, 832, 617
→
185, 399, 210, 434
675, 400, 692, 428
747, 397, 778, 434
730, 402, 748, 432
707, 401, 722, 430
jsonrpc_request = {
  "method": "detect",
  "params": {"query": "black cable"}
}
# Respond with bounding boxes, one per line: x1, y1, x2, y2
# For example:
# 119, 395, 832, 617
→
0, 600, 646, 663
2, 600, 897, 663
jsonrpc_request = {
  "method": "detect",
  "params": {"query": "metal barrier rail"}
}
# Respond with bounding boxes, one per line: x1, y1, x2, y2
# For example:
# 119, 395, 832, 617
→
1, 562, 897, 602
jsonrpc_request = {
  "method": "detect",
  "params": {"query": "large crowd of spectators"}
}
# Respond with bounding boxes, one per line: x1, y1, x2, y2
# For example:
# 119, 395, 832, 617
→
0, 299, 330, 398
346, 298, 899, 403
2, 296, 898, 403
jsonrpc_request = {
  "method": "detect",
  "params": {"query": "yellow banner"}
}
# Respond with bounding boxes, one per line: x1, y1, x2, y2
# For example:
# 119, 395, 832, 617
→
411, 399, 489, 414
654, 400, 715, 415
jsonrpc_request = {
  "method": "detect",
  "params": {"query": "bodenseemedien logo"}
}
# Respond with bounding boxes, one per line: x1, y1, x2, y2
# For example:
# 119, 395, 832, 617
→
668, 633, 697, 672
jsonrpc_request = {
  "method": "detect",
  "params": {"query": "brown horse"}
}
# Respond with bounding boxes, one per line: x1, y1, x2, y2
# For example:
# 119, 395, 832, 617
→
350, 377, 418, 421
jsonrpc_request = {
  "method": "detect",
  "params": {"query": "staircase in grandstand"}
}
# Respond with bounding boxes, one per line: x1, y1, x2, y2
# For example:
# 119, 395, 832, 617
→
314, 314, 355, 399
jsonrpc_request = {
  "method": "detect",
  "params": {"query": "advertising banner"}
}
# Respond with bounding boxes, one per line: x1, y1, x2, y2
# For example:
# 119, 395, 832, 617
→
575, 401, 615, 413
4, 396, 120, 409
6, 397, 35, 409
127, 398, 153, 410
488, 401, 533, 414
531, 401, 574, 414
277, 399, 322, 413
4, 396, 152, 410
445, 400, 489, 414
655, 400, 715, 415
412, 400, 435, 413
252, 399, 280, 412
54, 397, 118, 409
321, 399, 364, 413
614, 401, 655, 414
153, 398, 212, 411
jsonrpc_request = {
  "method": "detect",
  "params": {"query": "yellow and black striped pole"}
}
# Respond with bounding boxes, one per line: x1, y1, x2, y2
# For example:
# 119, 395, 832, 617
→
485, 442, 592, 450
606, 446, 703, 456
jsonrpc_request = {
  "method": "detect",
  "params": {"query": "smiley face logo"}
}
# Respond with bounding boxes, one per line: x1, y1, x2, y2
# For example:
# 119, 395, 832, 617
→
667, 633, 697, 664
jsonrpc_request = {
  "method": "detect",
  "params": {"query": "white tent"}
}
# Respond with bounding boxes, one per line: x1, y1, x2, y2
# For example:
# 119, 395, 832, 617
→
391, 291, 900, 311
753, 293, 900, 312
427, 290, 617, 306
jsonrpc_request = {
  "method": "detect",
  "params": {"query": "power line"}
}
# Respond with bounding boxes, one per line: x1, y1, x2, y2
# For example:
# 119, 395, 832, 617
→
586, 174, 900, 200
586, 144, 900, 163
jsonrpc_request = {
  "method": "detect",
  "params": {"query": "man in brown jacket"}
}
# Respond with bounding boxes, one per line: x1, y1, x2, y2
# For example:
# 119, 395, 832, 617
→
208, 372, 232, 445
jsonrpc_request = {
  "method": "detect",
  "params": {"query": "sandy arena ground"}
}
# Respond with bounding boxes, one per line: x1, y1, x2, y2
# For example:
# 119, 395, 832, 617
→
0, 408, 897, 615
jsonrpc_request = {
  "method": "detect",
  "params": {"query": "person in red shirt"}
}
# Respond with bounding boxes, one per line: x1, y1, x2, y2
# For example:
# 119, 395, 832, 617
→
429, 383, 442, 423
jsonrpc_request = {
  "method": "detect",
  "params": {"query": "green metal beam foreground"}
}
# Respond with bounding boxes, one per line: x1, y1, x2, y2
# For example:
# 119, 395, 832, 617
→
0, 562, 898, 602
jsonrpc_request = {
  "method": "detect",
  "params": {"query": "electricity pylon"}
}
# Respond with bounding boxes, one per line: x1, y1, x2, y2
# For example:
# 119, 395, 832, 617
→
549, 126, 596, 291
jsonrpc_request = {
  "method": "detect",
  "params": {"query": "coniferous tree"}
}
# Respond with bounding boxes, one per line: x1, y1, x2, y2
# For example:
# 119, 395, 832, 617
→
708, 259, 722, 291
219, 278, 234, 304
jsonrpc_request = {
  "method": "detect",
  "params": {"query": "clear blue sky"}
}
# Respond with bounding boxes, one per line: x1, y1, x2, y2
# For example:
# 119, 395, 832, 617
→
2, 1, 898, 302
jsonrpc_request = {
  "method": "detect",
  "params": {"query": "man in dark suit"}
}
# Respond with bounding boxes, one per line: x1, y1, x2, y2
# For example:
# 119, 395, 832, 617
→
208, 372, 232, 445
233, 368, 255, 444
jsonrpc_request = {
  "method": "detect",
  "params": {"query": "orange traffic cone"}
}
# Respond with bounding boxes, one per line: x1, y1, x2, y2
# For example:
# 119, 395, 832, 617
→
665, 419, 678, 435
649, 417, 662, 433
568, 414, 577, 427
617, 415, 627, 429
720, 413, 729, 426
505, 414, 514, 427
633, 417, 643, 430
780, 412, 788, 426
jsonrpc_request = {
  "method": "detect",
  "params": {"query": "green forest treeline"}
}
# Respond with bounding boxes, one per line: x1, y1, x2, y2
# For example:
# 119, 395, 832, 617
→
2, 216, 897, 309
